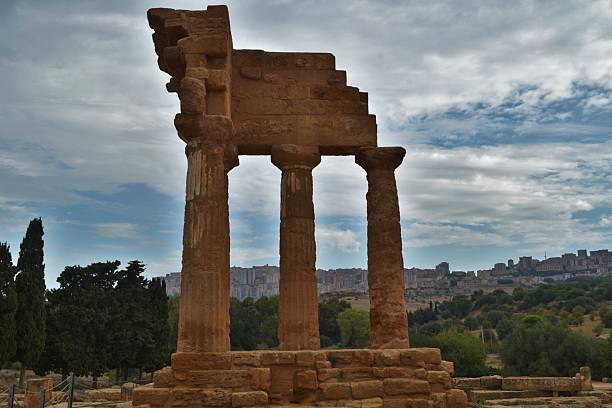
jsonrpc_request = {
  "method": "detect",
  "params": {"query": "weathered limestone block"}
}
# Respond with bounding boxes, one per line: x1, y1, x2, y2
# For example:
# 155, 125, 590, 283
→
294, 370, 318, 391
179, 77, 206, 113
420, 349, 442, 365
440, 361, 454, 377
328, 350, 354, 367
501, 377, 582, 392
356, 147, 409, 349
480, 375, 502, 390
153, 367, 175, 388
182, 369, 250, 388
272, 144, 321, 351
427, 371, 452, 390
580, 367, 593, 391
173, 388, 232, 407
383, 379, 431, 397
340, 367, 374, 381
454, 377, 482, 390
232, 351, 263, 368
469, 389, 552, 403
319, 368, 341, 382
319, 382, 351, 400
121, 382, 138, 401
248, 368, 271, 392
172, 352, 232, 370
231, 391, 268, 407
25, 378, 53, 408
351, 380, 384, 399
445, 389, 468, 408
132, 387, 170, 407
405, 399, 435, 408
400, 350, 426, 367
374, 350, 401, 367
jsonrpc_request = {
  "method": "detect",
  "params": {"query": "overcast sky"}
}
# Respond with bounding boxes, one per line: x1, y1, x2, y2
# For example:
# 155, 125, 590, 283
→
1, 0, 611, 287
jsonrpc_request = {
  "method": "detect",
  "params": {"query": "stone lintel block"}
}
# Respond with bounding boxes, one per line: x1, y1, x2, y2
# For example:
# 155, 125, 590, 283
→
234, 114, 377, 156
185, 66, 210, 80
340, 367, 374, 381
231, 391, 268, 407
294, 370, 318, 391
162, 46, 185, 77
427, 372, 452, 389
233, 50, 335, 70
233, 97, 368, 116
318, 368, 340, 382
132, 387, 170, 407
178, 35, 229, 57
400, 350, 426, 367
163, 18, 188, 44
232, 352, 262, 368
147, 8, 180, 31
374, 350, 401, 367
153, 367, 175, 388
328, 350, 354, 367
351, 380, 384, 399
383, 379, 431, 396
175, 114, 233, 143
171, 352, 232, 370
319, 382, 351, 400
445, 389, 468, 408
249, 368, 271, 391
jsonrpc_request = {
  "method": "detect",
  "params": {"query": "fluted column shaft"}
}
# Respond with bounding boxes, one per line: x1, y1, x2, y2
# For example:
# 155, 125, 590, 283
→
356, 147, 409, 349
272, 144, 321, 350
175, 77, 238, 352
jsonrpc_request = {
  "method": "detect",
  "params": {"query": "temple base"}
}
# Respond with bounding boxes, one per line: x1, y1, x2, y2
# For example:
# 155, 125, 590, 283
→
133, 348, 468, 408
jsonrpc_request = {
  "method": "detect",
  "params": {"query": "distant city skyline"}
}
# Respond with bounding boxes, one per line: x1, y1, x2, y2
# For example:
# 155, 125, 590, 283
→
1, 1, 611, 289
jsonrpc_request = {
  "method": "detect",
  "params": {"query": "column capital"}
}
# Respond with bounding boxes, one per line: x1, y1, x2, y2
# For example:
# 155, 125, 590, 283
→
355, 146, 406, 172
271, 144, 321, 171
224, 143, 240, 172
175, 114, 233, 144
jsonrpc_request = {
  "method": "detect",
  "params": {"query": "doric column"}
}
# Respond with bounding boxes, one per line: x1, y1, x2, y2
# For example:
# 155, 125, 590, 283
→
175, 77, 238, 352
356, 147, 409, 349
271, 144, 321, 350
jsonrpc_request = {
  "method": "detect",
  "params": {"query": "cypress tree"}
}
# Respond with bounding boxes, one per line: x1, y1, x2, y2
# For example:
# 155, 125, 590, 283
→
0, 242, 17, 364
144, 278, 170, 372
15, 218, 46, 387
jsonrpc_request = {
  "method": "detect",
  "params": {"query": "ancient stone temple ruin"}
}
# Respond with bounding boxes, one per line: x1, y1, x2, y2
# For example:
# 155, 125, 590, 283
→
134, 5, 469, 408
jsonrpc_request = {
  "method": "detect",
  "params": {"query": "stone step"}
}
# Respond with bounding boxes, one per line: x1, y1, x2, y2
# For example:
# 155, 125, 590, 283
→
469, 390, 552, 403
483, 396, 603, 408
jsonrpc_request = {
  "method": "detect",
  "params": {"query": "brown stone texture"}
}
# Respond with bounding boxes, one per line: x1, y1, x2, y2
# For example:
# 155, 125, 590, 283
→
356, 147, 410, 349
272, 144, 321, 351
143, 4, 473, 408
25, 378, 53, 408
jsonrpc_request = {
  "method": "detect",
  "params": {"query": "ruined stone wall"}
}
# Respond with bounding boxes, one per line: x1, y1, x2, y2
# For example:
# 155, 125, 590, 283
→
232, 50, 376, 155
133, 348, 468, 408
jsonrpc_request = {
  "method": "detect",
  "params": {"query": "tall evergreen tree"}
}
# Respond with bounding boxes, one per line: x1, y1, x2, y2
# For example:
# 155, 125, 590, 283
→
144, 278, 170, 372
38, 262, 119, 380
111, 260, 152, 380
15, 218, 46, 387
0, 242, 17, 364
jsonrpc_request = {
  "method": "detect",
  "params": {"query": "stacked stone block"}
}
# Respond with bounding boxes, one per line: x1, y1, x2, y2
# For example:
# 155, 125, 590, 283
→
133, 349, 468, 408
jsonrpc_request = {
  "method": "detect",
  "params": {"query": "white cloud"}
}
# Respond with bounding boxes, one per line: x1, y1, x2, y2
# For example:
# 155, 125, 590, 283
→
316, 226, 361, 253
93, 223, 141, 240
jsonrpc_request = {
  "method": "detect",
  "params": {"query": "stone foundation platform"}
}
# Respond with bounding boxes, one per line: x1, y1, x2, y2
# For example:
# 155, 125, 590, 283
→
133, 348, 468, 408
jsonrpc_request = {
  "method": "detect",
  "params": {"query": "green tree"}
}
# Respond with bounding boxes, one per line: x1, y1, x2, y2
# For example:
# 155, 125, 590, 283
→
112, 260, 153, 380
167, 295, 180, 353
319, 297, 351, 346
0, 242, 17, 364
501, 316, 606, 377
602, 311, 612, 329
495, 318, 515, 340
337, 309, 370, 348
254, 295, 279, 348
15, 218, 46, 387
144, 278, 170, 371
39, 262, 119, 381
